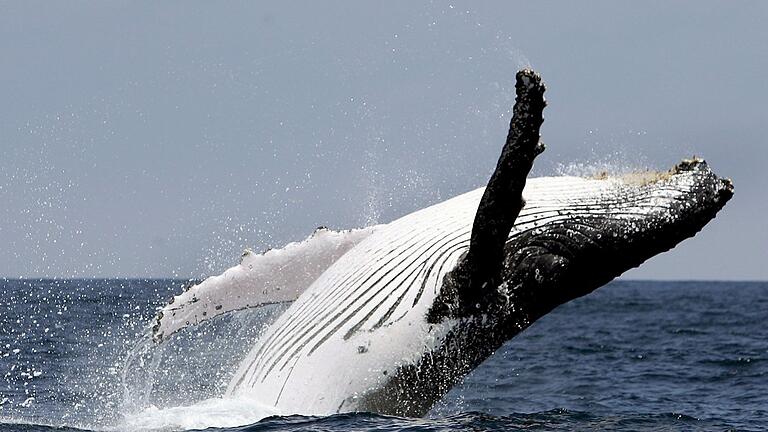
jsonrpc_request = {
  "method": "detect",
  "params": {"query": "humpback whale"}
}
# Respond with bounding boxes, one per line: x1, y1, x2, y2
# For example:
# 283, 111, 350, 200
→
152, 70, 733, 417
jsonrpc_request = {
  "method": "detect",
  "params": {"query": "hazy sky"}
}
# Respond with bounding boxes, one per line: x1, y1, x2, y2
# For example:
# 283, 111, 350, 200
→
1, 1, 766, 280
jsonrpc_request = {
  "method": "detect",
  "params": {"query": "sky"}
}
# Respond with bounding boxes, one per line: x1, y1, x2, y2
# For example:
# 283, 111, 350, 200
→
0, 1, 766, 280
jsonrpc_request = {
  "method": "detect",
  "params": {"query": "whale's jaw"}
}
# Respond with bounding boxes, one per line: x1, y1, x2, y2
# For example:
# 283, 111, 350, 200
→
498, 158, 733, 323
358, 159, 733, 416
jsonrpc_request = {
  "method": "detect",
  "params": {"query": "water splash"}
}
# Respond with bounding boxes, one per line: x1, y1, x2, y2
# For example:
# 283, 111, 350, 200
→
555, 150, 652, 178
117, 303, 289, 429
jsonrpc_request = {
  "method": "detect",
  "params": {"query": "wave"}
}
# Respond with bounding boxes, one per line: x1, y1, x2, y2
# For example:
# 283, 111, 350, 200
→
0, 407, 747, 432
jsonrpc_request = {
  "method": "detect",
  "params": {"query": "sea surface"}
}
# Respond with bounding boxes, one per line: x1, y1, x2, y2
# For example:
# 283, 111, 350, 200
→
0, 279, 765, 431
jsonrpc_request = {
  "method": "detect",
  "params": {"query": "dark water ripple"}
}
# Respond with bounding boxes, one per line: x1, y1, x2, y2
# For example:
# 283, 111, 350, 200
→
0, 411, 752, 432
0, 279, 766, 431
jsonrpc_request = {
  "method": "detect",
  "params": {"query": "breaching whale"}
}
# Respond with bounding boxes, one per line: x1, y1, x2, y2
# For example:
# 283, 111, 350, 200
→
152, 70, 733, 417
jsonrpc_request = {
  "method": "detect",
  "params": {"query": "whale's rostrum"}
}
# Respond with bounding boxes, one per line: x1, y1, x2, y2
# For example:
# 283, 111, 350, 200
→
152, 70, 733, 417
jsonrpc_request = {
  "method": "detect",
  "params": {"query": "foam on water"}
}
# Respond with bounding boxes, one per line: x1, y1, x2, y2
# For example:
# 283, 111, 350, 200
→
120, 396, 279, 431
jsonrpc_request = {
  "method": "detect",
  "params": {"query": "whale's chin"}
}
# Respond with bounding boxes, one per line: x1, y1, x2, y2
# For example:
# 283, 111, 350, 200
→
353, 159, 733, 417
499, 158, 733, 320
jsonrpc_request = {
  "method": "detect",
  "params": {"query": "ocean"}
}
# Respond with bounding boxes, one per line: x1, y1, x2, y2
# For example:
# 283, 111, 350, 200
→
0, 279, 765, 431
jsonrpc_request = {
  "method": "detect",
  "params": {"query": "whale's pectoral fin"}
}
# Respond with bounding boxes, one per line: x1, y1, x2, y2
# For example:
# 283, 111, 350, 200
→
428, 69, 546, 322
152, 225, 380, 342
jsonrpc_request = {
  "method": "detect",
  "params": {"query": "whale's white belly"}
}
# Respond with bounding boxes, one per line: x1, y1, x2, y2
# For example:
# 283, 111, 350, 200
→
228, 186, 479, 413
226, 175, 628, 414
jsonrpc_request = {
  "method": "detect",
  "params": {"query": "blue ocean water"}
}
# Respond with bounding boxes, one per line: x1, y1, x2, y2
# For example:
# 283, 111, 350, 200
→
0, 279, 765, 431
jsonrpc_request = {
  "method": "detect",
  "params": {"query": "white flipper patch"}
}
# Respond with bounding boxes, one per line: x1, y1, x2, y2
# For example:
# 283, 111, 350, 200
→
152, 226, 381, 342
